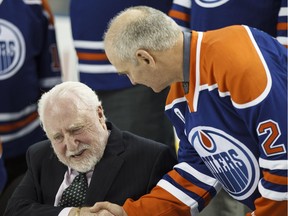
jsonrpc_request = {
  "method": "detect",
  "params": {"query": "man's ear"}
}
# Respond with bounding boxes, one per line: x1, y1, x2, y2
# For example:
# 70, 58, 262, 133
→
97, 105, 107, 129
136, 49, 155, 67
97, 106, 104, 120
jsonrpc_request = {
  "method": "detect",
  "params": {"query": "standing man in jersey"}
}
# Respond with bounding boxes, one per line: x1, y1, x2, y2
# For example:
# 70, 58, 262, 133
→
69, 0, 176, 156
91, 6, 287, 216
168, 0, 287, 215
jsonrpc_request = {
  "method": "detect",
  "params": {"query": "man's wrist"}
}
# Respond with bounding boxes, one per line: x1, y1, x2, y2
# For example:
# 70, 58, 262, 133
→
67, 207, 81, 216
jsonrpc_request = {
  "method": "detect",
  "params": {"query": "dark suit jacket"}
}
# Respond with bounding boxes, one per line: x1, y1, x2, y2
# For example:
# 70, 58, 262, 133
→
4, 122, 177, 216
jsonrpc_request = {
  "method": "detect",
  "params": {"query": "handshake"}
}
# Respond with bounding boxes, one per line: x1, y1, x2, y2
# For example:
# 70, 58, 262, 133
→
69, 202, 127, 216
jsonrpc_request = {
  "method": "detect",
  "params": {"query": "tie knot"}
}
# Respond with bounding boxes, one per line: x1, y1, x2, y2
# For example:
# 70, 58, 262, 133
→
76, 172, 87, 181
74, 172, 88, 187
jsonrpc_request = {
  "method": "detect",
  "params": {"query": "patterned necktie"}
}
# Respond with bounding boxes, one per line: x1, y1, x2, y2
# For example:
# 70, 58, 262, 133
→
58, 172, 88, 207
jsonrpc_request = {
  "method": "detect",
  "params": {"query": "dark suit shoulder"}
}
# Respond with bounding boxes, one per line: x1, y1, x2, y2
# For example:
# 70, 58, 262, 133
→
121, 131, 176, 163
123, 131, 170, 150
106, 122, 174, 156
26, 139, 53, 161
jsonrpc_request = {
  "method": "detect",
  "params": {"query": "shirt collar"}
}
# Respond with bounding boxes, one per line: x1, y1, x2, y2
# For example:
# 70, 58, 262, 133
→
182, 31, 191, 94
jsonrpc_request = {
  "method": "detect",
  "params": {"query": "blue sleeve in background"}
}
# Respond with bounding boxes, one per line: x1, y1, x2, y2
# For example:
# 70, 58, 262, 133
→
0, 157, 7, 194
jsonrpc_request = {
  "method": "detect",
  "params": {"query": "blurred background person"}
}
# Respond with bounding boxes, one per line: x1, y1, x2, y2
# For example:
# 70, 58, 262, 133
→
0, 0, 62, 194
0, 140, 7, 194
169, 0, 287, 47
69, 0, 176, 157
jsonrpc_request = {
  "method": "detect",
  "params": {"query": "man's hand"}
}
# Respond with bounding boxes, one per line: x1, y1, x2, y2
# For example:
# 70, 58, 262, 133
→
90, 201, 128, 216
69, 207, 115, 216
68, 207, 80, 216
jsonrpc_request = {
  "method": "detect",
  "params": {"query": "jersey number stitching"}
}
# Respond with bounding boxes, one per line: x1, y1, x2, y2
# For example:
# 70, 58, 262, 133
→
257, 120, 286, 156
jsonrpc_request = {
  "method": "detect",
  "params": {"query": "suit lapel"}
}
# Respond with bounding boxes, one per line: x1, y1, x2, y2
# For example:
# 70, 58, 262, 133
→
42, 146, 67, 205
85, 155, 124, 205
48, 157, 67, 197
85, 122, 125, 205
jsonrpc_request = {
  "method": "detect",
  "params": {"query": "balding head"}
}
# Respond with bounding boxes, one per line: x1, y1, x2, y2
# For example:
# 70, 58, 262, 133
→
104, 6, 181, 63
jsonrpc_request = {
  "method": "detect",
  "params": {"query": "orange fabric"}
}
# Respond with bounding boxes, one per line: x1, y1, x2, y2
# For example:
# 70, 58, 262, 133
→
246, 197, 288, 216
180, 27, 268, 113
123, 169, 215, 215
277, 22, 288, 31
153, 26, 285, 216
0, 140, 2, 156
168, 10, 190, 22
197, 26, 267, 105
185, 31, 198, 112
124, 185, 191, 216
166, 83, 185, 104
262, 170, 288, 185
0, 111, 38, 132
77, 52, 108, 61
41, 0, 54, 25
168, 171, 212, 206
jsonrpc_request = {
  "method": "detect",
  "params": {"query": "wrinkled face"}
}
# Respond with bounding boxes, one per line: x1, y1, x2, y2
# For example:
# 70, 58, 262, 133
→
43, 102, 109, 173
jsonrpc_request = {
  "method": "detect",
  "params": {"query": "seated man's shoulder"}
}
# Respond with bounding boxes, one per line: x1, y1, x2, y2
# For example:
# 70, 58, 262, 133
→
27, 139, 52, 158
122, 132, 175, 157
124, 132, 166, 148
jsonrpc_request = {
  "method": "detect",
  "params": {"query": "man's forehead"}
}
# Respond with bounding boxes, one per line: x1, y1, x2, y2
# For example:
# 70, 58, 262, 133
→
45, 118, 85, 134
105, 50, 123, 71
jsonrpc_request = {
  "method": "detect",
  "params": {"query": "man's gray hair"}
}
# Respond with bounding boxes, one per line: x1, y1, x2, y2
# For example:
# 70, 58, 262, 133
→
38, 81, 103, 131
104, 6, 181, 62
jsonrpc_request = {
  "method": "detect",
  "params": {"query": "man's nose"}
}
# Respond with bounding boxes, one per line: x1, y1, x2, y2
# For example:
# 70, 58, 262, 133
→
64, 135, 78, 151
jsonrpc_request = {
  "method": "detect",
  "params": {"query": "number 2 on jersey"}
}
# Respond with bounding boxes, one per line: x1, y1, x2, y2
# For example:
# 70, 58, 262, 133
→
257, 120, 286, 156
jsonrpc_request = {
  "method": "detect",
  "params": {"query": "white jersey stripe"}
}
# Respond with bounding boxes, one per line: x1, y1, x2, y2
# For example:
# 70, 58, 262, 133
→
175, 162, 221, 189
157, 179, 199, 215
23, 0, 41, 5
165, 97, 187, 110
194, 32, 204, 112
276, 37, 288, 46
278, 7, 288, 17
74, 40, 104, 49
78, 64, 117, 73
259, 158, 288, 170
259, 180, 288, 201
0, 119, 40, 142
173, 0, 191, 8
0, 104, 37, 121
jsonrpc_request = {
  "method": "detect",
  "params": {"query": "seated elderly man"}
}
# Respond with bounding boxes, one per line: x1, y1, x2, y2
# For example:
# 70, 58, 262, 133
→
4, 81, 177, 216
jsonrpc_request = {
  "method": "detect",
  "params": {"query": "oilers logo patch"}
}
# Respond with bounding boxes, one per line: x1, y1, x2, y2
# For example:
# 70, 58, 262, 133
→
188, 126, 260, 200
0, 19, 25, 80
195, 0, 229, 8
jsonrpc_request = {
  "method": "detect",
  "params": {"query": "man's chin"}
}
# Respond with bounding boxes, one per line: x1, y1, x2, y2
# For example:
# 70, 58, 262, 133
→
61, 157, 97, 173
69, 162, 95, 173
152, 86, 165, 93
